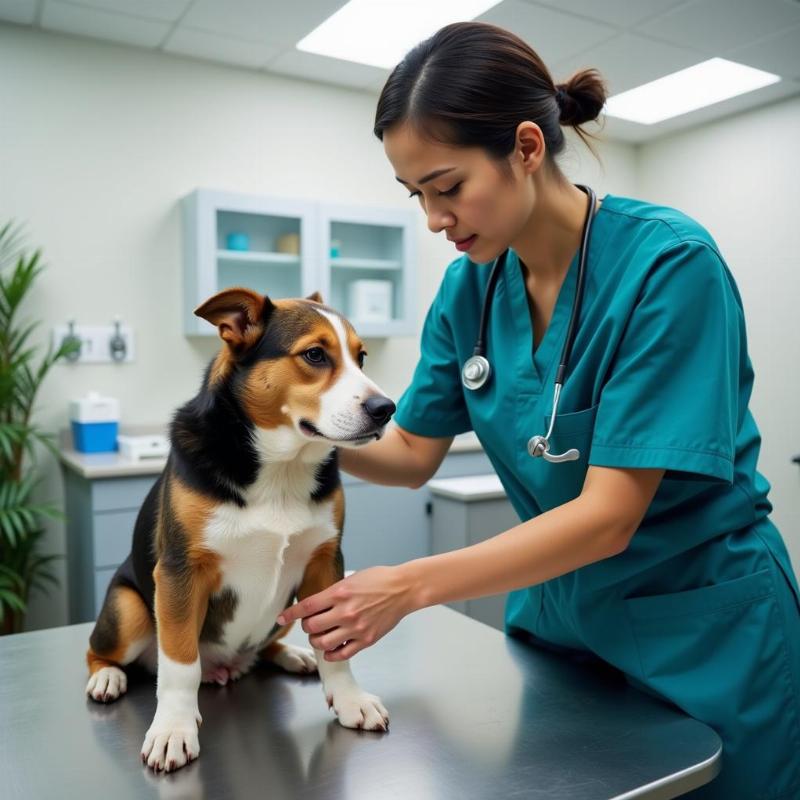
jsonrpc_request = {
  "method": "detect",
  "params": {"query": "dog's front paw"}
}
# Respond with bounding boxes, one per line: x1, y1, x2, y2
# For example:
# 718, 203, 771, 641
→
86, 666, 127, 703
328, 687, 389, 731
141, 706, 202, 772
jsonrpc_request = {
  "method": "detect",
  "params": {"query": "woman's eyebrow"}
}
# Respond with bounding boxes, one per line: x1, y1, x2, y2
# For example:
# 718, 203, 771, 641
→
395, 167, 456, 186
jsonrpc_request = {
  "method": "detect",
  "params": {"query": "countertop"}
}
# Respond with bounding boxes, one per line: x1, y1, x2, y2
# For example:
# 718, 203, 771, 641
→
0, 604, 721, 799
427, 473, 506, 501
58, 425, 484, 480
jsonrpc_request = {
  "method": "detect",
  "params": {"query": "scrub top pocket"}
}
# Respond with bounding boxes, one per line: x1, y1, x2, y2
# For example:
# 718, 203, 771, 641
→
625, 568, 800, 799
532, 403, 598, 511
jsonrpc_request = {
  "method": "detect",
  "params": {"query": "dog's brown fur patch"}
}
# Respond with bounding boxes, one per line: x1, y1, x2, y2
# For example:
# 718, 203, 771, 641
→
298, 531, 345, 600
153, 556, 220, 664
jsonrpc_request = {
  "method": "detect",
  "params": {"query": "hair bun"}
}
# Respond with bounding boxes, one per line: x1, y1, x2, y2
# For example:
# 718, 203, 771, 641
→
555, 69, 607, 127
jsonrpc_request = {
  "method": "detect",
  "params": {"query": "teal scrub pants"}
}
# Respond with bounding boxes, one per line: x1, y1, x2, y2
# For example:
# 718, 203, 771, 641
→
506, 518, 800, 799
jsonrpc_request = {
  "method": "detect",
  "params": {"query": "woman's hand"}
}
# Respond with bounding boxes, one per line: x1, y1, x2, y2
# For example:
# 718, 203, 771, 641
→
276, 565, 418, 661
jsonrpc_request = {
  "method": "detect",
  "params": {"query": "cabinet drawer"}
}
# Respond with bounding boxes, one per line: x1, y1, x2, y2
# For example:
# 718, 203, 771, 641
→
94, 567, 117, 618
91, 475, 158, 512
93, 510, 137, 567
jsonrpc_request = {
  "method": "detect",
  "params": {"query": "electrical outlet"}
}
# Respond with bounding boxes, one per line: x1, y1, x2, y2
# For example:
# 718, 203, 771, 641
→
52, 324, 136, 364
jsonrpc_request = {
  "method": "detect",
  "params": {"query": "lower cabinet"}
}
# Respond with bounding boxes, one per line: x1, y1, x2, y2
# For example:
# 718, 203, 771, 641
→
340, 449, 494, 570
62, 469, 158, 623
63, 448, 508, 625
427, 476, 520, 632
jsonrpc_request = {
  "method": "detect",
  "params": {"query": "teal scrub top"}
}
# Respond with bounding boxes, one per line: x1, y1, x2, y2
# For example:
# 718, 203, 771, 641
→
393, 193, 781, 598
394, 195, 800, 798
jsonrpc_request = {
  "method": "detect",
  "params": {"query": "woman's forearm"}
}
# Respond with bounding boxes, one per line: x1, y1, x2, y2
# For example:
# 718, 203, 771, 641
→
398, 494, 631, 612
337, 426, 428, 488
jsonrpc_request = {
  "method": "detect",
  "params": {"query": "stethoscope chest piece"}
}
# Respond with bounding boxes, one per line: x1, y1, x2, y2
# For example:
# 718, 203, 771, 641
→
462, 355, 491, 390
527, 434, 580, 463
527, 435, 547, 458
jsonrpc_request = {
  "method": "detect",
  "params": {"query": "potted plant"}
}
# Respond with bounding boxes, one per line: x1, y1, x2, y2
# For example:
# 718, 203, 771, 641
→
0, 221, 80, 634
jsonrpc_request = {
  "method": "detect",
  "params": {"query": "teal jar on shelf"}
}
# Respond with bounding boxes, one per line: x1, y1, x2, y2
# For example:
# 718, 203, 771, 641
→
226, 232, 250, 251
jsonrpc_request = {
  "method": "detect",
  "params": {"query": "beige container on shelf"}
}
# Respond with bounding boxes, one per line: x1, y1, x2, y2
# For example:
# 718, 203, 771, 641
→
276, 232, 300, 254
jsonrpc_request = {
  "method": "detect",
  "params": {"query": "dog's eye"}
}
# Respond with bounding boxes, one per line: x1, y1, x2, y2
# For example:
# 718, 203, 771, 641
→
303, 347, 327, 365
358, 351, 367, 368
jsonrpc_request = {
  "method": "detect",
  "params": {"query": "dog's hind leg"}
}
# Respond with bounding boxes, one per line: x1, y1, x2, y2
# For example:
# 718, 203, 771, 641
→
261, 625, 318, 675
86, 583, 154, 703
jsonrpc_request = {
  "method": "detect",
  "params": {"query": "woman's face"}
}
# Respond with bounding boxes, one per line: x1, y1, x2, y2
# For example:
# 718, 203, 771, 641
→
383, 121, 536, 264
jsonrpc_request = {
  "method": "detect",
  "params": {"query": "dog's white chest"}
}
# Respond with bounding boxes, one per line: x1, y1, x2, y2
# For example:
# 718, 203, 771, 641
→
200, 495, 335, 662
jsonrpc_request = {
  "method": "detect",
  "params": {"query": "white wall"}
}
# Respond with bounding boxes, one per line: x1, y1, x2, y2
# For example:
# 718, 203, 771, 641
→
7, 24, 795, 632
0, 23, 632, 630
637, 96, 800, 571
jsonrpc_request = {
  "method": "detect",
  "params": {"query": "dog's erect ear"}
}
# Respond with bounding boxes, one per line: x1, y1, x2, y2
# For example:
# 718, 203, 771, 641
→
194, 287, 275, 351
306, 291, 324, 304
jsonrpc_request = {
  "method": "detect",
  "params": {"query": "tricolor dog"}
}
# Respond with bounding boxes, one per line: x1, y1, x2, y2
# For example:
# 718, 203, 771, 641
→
84, 287, 395, 772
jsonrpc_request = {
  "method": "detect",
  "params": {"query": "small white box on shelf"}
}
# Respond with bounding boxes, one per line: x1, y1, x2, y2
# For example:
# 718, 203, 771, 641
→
117, 434, 170, 461
348, 279, 393, 323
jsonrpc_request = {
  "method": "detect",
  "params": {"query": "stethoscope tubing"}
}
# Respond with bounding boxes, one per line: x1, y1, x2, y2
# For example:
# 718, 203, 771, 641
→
461, 184, 597, 462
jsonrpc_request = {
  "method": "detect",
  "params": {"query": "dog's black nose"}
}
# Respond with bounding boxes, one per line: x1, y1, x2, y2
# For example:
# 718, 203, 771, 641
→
363, 396, 396, 425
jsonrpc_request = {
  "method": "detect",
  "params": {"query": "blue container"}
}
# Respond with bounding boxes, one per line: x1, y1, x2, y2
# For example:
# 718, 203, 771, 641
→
71, 421, 119, 453
226, 232, 250, 251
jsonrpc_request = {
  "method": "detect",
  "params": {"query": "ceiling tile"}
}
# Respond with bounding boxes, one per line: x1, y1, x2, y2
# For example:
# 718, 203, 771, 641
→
180, 0, 347, 46
518, 0, 687, 29
727, 23, 800, 80
53, 0, 192, 23
163, 26, 281, 69
0, 0, 37, 25
265, 46, 389, 91
477, 0, 618, 66
638, 0, 800, 53
41, 0, 170, 47
553, 33, 705, 95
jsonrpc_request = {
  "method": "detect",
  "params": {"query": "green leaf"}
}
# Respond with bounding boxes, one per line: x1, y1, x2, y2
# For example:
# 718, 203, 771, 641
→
30, 431, 60, 462
0, 563, 24, 584
0, 589, 27, 613
30, 504, 65, 522
0, 423, 26, 462
0, 221, 26, 274
1, 516, 18, 547
6, 320, 39, 360
10, 509, 29, 540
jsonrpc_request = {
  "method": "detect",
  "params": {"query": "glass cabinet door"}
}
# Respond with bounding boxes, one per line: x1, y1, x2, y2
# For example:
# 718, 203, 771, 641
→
317, 204, 416, 337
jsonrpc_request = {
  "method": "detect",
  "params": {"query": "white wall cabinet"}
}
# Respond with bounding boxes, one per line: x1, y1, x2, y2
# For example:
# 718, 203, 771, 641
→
182, 189, 416, 337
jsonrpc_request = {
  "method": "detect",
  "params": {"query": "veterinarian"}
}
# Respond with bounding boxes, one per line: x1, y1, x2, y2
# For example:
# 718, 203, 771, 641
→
278, 21, 800, 798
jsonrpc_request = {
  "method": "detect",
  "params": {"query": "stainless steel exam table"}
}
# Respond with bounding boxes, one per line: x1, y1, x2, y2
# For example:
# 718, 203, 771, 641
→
0, 603, 721, 799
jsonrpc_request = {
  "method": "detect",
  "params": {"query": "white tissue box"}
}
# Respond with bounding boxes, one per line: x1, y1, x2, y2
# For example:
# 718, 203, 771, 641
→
69, 391, 120, 452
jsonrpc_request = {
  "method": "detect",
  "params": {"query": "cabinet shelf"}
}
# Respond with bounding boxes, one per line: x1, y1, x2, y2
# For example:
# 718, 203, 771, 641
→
331, 256, 401, 270
216, 249, 300, 265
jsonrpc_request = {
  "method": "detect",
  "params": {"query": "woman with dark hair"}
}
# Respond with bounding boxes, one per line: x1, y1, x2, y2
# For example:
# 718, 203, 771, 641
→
279, 21, 800, 798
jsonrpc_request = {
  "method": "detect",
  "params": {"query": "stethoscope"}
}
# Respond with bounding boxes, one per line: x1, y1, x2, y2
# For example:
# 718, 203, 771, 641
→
461, 184, 596, 464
